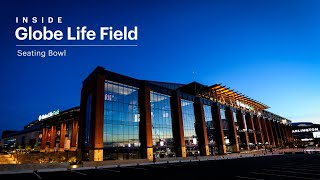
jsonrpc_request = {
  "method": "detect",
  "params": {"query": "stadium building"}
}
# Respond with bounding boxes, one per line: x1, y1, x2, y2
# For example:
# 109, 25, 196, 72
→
78, 67, 293, 161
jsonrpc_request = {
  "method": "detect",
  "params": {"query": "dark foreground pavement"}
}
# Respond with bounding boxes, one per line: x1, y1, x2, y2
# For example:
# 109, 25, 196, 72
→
1, 153, 320, 179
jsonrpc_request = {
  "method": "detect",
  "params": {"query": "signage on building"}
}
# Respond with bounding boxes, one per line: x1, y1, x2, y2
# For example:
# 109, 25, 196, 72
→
38, 110, 60, 121
238, 129, 247, 132
292, 128, 319, 133
236, 100, 254, 111
282, 119, 288, 125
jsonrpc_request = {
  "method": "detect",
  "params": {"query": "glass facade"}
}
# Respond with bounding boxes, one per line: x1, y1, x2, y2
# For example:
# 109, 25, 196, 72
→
181, 99, 198, 156
103, 80, 141, 160
84, 93, 92, 147
150, 91, 175, 158
204, 105, 217, 155
245, 114, 255, 149
65, 123, 72, 150
220, 106, 232, 152
233, 111, 242, 146
242, 113, 247, 130
67, 123, 72, 142
78, 70, 289, 160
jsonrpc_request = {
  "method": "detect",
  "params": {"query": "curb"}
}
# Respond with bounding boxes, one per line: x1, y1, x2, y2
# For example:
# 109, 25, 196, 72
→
0, 169, 34, 175
37, 168, 68, 173
0, 152, 288, 174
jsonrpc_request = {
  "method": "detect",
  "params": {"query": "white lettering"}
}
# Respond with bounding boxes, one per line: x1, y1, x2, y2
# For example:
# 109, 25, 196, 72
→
236, 100, 254, 111
100, 27, 110, 40
292, 128, 320, 133
128, 26, 138, 40
38, 110, 60, 121
15, 26, 63, 41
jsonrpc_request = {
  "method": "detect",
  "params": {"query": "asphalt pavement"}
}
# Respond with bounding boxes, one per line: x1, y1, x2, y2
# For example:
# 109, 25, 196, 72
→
1, 153, 319, 179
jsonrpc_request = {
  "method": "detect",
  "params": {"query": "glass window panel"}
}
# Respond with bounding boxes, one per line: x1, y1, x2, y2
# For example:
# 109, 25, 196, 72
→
150, 91, 174, 150
220, 108, 229, 130
103, 80, 140, 148
233, 111, 238, 123
181, 99, 197, 146
204, 105, 215, 146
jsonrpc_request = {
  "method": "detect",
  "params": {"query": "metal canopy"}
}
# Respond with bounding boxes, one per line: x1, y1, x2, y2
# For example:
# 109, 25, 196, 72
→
199, 84, 269, 111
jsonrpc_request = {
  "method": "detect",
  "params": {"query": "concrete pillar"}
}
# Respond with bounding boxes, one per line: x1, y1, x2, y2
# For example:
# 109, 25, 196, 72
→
260, 118, 270, 147
225, 107, 239, 153
88, 74, 105, 161
138, 81, 153, 161
280, 124, 288, 145
276, 122, 284, 147
40, 127, 48, 152
70, 120, 78, 151
49, 125, 56, 152
193, 98, 209, 156
211, 104, 226, 155
237, 110, 249, 151
78, 87, 87, 158
171, 91, 186, 157
286, 125, 292, 142
59, 122, 66, 151
271, 120, 280, 147
290, 126, 294, 142
253, 115, 264, 148
266, 119, 276, 147
282, 124, 288, 144
245, 113, 258, 150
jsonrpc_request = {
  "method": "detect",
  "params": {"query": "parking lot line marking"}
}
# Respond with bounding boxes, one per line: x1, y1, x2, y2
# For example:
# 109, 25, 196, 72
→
150, 165, 167, 168
33, 172, 42, 179
279, 164, 320, 168
250, 172, 318, 180
122, 166, 147, 171
98, 168, 120, 173
186, 163, 200, 166
234, 176, 263, 180
166, 164, 184, 167
70, 170, 87, 175
277, 165, 320, 170
272, 167, 320, 173
261, 169, 320, 176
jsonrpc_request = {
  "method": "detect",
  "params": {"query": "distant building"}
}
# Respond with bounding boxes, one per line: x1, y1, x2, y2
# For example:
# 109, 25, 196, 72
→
291, 122, 320, 147
1, 107, 79, 152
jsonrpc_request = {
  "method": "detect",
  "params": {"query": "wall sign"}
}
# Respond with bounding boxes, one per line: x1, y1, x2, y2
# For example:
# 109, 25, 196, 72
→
292, 128, 319, 133
38, 110, 60, 121
236, 100, 254, 111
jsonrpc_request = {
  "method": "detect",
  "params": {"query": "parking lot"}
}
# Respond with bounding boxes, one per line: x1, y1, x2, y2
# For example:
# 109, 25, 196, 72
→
1, 153, 320, 179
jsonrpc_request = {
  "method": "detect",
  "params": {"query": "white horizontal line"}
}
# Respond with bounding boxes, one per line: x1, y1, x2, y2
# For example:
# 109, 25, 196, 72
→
234, 176, 263, 180
261, 169, 320, 176
250, 172, 317, 180
16, 44, 138, 47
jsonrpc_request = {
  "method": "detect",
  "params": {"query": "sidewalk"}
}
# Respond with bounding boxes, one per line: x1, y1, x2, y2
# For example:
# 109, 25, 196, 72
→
0, 148, 305, 174
0, 154, 17, 165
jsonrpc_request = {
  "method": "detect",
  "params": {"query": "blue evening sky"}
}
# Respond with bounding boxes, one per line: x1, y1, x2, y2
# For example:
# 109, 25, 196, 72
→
0, 0, 319, 137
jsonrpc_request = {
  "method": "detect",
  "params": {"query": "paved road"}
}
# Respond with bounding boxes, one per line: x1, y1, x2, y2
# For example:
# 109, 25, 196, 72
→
1, 153, 319, 179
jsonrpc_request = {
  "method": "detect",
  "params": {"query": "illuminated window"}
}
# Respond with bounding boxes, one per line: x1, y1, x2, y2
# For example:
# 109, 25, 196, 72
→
103, 80, 140, 149
204, 105, 215, 145
181, 99, 197, 146
150, 92, 173, 146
